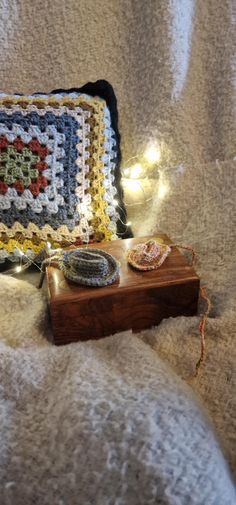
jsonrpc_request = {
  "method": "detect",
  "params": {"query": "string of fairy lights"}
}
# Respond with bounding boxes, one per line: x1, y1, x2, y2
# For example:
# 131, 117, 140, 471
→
3, 141, 170, 276
118, 140, 169, 218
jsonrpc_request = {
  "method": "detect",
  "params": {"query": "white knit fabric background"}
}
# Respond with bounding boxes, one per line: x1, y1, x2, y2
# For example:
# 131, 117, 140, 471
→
0, 277, 235, 504
0, 0, 235, 164
0, 1, 236, 503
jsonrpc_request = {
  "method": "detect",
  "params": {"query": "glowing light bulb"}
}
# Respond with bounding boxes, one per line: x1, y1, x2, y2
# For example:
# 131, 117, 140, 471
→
144, 143, 161, 164
123, 168, 130, 177
123, 179, 141, 192
130, 163, 142, 179
15, 265, 22, 273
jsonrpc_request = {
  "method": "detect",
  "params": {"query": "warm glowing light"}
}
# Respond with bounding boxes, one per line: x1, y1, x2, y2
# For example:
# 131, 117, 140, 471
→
15, 266, 22, 273
130, 163, 143, 179
158, 181, 169, 199
126, 221, 132, 226
123, 179, 141, 192
123, 168, 130, 177
144, 144, 161, 164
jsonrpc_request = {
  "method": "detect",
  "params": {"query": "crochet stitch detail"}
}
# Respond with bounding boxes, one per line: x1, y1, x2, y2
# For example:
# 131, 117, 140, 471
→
0, 92, 120, 261
58, 248, 120, 286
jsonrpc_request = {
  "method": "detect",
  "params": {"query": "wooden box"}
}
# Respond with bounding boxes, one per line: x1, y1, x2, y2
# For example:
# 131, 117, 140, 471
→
46, 235, 200, 345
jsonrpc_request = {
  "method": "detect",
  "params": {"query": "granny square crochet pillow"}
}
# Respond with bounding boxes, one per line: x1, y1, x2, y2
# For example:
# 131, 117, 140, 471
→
0, 80, 129, 262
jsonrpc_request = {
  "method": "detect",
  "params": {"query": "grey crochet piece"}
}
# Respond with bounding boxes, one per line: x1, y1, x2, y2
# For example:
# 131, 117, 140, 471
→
59, 248, 120, 287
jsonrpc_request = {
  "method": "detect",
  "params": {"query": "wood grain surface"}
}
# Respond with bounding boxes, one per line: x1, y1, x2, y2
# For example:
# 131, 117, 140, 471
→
47, 235, 200, 344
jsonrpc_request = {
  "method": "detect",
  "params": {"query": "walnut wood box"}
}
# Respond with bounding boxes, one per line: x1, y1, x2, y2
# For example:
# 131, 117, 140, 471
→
46, 235, 200, 345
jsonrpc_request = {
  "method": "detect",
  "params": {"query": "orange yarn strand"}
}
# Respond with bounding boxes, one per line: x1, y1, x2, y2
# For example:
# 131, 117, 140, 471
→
195, 286, 212, 376
170, 243, 196, 266
171, 243, 212, 377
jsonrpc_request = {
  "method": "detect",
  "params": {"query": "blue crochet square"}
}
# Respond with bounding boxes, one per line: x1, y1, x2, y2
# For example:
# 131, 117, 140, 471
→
0, 111, 80, 231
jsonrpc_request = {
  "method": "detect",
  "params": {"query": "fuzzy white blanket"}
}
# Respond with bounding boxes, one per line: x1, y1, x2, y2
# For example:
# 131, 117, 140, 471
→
0, 273, 235, 504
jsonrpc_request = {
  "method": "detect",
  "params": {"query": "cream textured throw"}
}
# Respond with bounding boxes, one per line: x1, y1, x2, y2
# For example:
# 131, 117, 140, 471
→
0, 275, 235, 504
